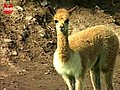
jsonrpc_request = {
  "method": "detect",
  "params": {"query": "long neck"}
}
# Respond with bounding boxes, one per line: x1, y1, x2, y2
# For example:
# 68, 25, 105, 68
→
57, 32, 69, 62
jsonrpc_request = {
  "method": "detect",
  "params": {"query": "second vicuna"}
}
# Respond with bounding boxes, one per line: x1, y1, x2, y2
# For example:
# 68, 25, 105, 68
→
49, 6, 119, 90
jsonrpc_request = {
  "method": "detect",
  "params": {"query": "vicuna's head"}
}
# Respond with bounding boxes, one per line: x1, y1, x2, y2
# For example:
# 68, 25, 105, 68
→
49, 6, 77, 35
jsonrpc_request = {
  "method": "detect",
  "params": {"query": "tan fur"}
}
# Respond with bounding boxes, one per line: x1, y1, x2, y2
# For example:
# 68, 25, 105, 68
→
52, 8, 119, 90
54, 9, 70, 22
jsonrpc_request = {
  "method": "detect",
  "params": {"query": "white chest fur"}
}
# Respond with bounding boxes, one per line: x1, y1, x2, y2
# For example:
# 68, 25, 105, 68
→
53, 50, 82, 78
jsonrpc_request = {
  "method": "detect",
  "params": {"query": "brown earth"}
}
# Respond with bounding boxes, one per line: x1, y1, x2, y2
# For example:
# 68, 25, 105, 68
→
0, 1, 120, 90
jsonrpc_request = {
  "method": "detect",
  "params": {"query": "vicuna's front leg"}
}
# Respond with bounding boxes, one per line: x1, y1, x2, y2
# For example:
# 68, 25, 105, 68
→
75, 75, 85, 90
90, 58, 101, 90
62, 75, 75, 90
104, 72, 113, 90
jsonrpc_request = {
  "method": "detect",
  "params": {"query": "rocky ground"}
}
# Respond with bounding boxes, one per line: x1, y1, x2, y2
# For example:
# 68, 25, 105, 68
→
0, 1, 120, 90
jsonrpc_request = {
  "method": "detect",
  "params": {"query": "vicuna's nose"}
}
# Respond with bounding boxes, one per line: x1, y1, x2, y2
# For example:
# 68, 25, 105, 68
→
60, 25, 64, 31
60, 25, 64, 29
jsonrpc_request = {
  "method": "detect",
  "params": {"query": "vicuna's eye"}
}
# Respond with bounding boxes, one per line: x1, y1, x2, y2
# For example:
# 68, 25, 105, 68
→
54, 20, 58, 23
65, 19, 69, 24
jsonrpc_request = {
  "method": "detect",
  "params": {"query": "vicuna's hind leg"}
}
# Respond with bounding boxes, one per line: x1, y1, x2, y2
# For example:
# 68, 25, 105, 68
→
101, 63, 115, 90
62, 75, 75, 90
103, 71, 113, 90
101, 53, 117, 90
90, 57, 101, 90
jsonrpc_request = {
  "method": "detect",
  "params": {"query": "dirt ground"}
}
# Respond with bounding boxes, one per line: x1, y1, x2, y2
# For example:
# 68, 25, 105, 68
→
0, 1, 120, 90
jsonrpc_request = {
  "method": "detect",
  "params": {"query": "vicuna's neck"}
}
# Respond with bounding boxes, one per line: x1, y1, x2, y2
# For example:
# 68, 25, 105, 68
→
57, 32, 69, 62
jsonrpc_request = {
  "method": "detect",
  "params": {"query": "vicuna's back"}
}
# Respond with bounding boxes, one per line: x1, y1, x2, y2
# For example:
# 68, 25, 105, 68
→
69, 25, 119, 53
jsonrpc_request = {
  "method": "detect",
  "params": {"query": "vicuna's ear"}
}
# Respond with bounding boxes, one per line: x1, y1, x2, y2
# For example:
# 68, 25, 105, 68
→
68, 5, 78, 15
48, 6, 56, 16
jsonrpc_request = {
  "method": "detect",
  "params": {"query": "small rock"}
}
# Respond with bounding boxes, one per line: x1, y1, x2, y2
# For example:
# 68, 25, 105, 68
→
39, 29, 46, 37
45, 70, 50, 75
41, 0, 50, 6
25, 16, 33, 21
4, 39, 12, 43
3, 88, 6, 90
11, 51, 18, 56
22, 69, 26, 72
15, 6, 23, 11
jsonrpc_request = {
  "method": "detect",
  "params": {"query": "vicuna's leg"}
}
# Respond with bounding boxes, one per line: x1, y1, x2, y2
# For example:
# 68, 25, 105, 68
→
62, 75, 75, 90
90, 57, 101, 90
101, 53, 117, 90
75, 74, 85, 90
103, 71, 113, 90
101, 63, 115, 90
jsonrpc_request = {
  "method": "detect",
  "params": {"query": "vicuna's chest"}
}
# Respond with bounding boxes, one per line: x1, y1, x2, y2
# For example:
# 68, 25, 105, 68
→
53, 50, 82, 77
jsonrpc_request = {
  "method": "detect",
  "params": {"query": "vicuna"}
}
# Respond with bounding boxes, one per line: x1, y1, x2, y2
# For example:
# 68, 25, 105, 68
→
49, 6, 119, 90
